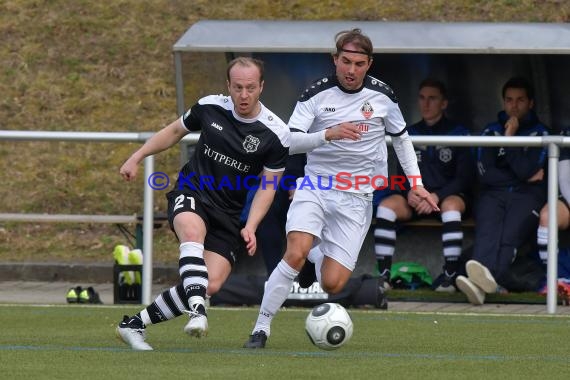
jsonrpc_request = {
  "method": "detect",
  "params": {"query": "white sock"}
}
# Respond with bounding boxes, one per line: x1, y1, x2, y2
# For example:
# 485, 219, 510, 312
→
309, 247, 325, 284
140, 309, 151, 326
252, 260, 298, 336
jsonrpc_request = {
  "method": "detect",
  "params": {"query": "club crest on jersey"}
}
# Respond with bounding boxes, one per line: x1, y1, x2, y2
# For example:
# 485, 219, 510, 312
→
439, 147, 453, 163
243, 135, 260, 153
361, 101, 374, 119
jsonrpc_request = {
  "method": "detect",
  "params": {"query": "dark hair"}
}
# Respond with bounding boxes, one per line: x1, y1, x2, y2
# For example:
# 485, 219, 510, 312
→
418, 78, 448, 99
502, 76, 534, 100
226, 57, 264, 83
334, 28, 373, 58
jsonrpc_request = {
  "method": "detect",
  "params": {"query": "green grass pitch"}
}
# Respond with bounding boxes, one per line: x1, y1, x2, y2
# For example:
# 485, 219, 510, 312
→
1, 304, 569, 379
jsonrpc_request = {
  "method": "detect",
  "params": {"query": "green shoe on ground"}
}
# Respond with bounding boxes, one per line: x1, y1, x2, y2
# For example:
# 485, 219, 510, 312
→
79, 286, 103, 304
66, 286, 82, 303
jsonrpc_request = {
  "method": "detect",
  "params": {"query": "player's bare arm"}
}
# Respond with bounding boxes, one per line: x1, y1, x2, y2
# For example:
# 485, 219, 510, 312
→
119, 119, 189, 181
241, 169, 285, 255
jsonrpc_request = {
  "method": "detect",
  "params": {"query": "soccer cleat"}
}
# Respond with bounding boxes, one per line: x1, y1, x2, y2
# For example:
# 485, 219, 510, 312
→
378, 270, 392, 291
184, 296, 208, 338
432, 271, 457, 293
78, 288, 90, 303
539, 280, 570, 305
375, 278, 388, 310
78, 286, 103, 304
456, 275, 485, 305
243, 330, 268, 349
465, 260, 498, 293
116, 315, 153, 351
66, 286, 82, 303
297, 260, 317, 288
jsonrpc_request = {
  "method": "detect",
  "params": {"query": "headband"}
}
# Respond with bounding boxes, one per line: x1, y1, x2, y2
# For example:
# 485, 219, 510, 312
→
338, 48, 372, 57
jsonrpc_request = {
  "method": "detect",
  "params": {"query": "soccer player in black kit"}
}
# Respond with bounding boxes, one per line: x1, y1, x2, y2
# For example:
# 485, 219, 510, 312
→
116, 57, 290, 350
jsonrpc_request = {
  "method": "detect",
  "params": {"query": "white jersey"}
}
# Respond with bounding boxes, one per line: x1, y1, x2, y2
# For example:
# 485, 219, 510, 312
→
288, 74, 417, 194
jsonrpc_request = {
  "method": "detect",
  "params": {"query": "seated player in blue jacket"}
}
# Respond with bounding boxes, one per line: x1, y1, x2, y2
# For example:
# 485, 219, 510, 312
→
457, 76, 549, 305
373, 78, 475, 292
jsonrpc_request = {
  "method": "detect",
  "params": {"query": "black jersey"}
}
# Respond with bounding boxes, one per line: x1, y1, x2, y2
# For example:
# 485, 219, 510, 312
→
177, 95, 289, 215
403, 116, 475, 200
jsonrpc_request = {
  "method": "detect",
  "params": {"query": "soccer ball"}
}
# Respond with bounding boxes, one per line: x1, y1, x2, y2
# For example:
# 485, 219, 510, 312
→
305, 303, 353, 350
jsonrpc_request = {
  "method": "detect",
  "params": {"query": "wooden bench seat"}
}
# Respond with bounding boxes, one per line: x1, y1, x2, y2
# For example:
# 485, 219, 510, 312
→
402, 217, 476, 228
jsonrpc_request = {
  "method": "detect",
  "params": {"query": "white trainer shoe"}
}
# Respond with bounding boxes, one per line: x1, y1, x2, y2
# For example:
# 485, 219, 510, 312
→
466, 260, 498, 293
184, 296, 208, 338
456, 275, 485, 305
116, 315, 153, 351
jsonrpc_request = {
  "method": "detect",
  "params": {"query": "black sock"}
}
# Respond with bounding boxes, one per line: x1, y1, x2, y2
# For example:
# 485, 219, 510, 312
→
377, 256, 392, 278
444, 259, 459, 276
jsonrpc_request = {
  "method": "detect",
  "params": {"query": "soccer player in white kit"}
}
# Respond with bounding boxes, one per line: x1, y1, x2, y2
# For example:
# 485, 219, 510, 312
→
244, 29, 438, 348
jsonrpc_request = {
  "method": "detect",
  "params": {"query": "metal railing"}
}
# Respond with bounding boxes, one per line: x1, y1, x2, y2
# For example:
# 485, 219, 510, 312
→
0, 130, 198, 305
1, 130, 568, 311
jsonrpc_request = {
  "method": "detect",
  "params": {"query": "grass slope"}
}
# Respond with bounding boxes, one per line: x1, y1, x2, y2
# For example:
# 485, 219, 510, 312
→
0, 0, 569, 262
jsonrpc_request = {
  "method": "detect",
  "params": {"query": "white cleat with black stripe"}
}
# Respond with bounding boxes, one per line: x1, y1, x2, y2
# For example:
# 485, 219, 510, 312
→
116, 315, 153, 351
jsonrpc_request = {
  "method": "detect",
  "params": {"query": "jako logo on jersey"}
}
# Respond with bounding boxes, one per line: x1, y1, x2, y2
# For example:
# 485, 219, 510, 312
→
210, 122, 223, 131
243, 135, 260, 153
323, 107, 336, 112
361, 101, 374, 119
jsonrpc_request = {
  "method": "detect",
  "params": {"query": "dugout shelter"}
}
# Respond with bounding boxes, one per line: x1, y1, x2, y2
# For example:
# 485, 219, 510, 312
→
171, 20, 570, 296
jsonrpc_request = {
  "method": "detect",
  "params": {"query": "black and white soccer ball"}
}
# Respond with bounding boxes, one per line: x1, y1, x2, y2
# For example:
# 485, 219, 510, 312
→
305, 303, 353, 350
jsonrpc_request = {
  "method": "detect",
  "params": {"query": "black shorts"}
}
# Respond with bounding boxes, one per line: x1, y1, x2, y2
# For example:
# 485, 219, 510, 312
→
166, 189, 240, 266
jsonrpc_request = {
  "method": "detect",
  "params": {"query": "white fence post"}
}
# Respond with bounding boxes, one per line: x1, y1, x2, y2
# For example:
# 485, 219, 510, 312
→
142, 155, 155, 305
546, 143, 560, 314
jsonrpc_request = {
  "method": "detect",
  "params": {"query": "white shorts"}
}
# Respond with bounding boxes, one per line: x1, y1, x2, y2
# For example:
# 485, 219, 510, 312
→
286, 186, 372, 271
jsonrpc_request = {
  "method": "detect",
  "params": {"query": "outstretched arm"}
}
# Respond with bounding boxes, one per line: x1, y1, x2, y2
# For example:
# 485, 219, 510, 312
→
392, 132, 439, 212
120, 119, 189, 181
289, 123, 362, 154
